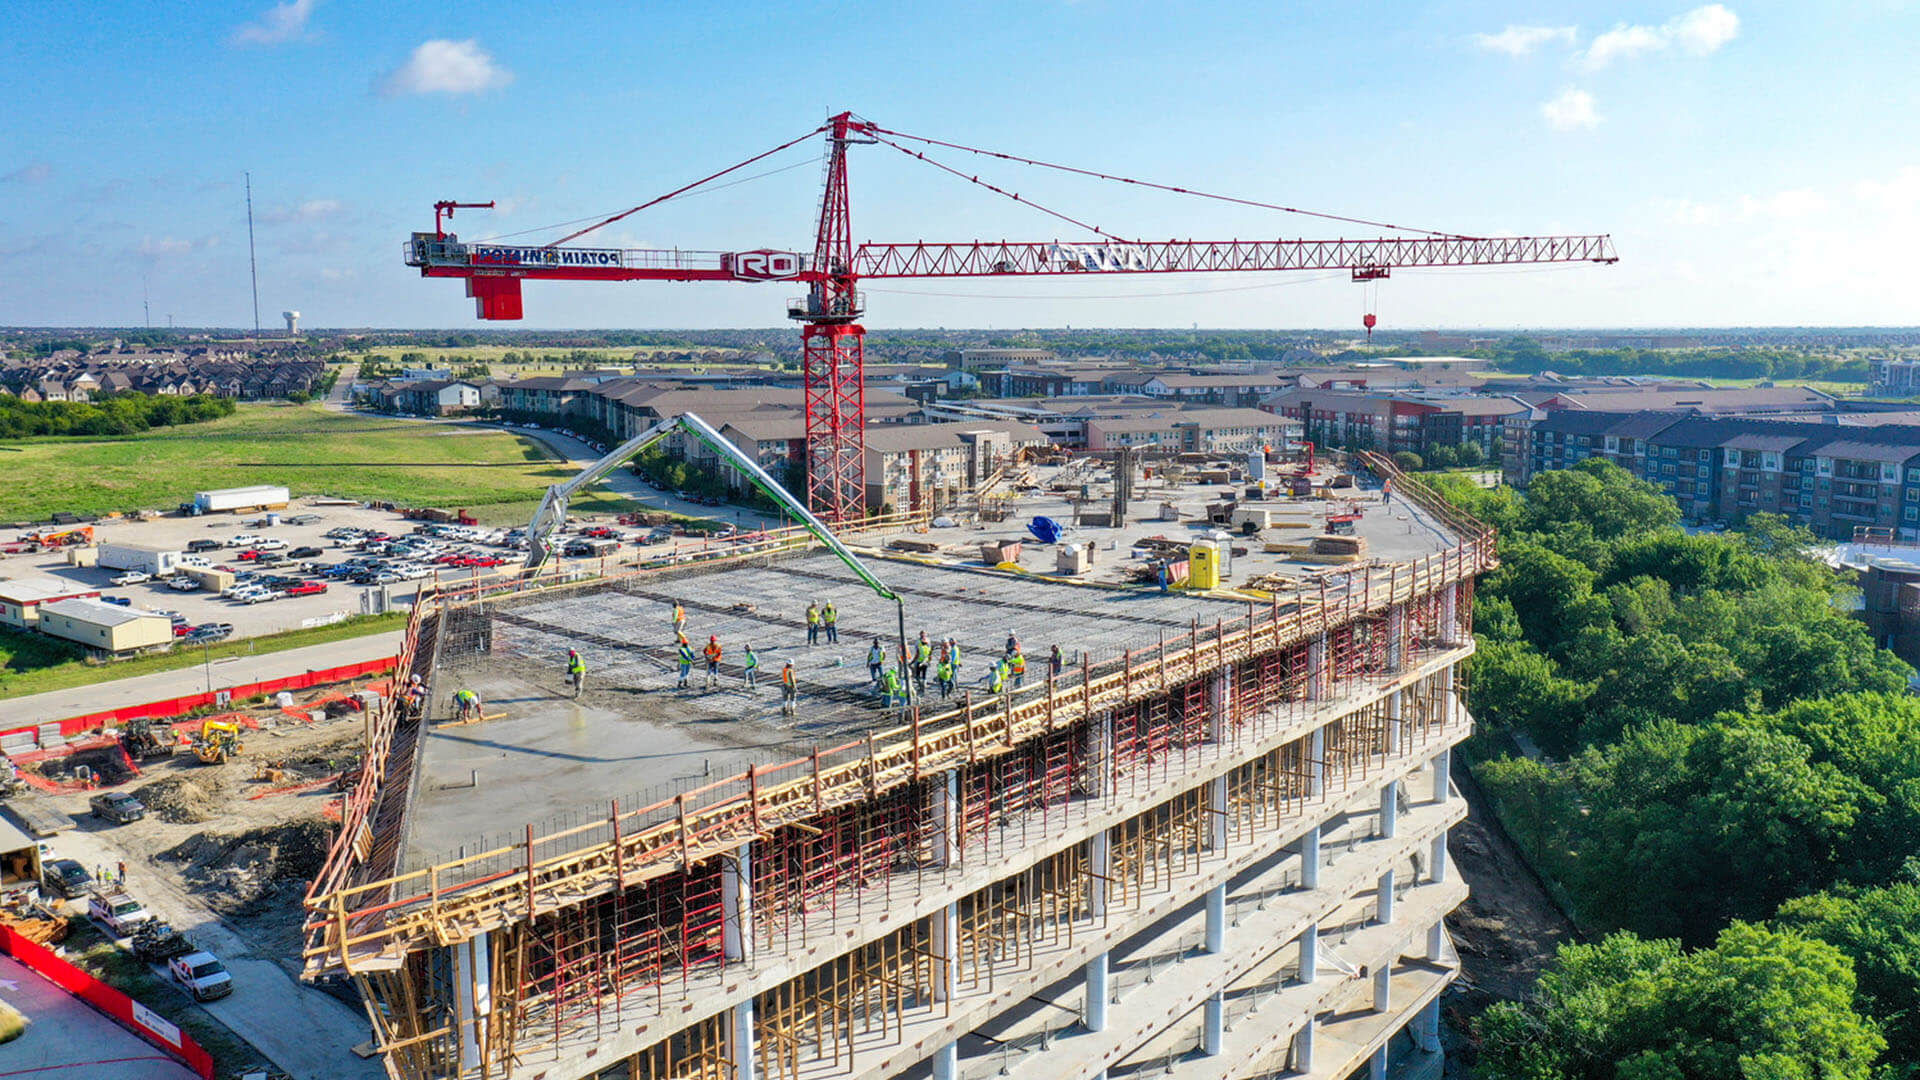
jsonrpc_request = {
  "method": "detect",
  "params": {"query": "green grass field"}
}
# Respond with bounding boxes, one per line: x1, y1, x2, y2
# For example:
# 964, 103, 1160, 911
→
0, 403, 642, 522
0, 612, 407, 700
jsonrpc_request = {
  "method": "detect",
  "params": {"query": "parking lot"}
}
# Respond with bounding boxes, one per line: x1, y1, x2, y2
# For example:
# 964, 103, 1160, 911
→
2, 498, 721, 643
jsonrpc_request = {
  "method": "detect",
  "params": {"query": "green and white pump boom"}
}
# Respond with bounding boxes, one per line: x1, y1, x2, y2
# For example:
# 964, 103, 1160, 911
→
522, 412, 915, 695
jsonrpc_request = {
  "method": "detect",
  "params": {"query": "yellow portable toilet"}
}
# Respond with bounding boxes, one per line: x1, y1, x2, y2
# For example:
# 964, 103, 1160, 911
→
1187, 540, 1222, 590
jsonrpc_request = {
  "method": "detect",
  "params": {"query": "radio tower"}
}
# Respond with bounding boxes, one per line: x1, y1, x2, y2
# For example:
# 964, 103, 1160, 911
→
245, 172, 261, 337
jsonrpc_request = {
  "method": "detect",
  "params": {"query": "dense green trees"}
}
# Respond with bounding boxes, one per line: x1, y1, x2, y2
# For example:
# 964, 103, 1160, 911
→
1477, 924, 1885, 1080
0, 393, 235, 438
1445, 460, 1920, 1076
1481, 336, 1870, 382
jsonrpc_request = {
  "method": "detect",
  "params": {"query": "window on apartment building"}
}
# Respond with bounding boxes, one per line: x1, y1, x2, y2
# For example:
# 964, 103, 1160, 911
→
1908, 506, 1919, 522
1698, 465, 1710, 478
1663, 446, 1678, 458
1802, 495, 1814, 508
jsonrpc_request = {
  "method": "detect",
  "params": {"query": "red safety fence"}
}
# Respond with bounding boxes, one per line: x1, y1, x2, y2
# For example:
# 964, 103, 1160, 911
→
0, 923, 216, 1080
3, 655, 397, 746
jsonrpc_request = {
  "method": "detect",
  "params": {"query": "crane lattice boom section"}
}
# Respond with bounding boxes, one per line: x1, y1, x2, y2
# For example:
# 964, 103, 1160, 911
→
853, 234, 1617, 277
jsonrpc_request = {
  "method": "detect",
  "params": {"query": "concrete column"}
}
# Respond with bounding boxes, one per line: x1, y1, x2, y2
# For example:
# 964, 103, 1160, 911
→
1441, 583, 1461, 645
1307, 632, 1329, 700
1369, 1045, 1388, 1080
1373, 966, 1391, 1012
1430, 832, 1449, 884
1207, 774, 1228, 853
1415, 998, 1441, 1052
930, 770, 959, 867
1379, 779, 1398, 839
1427, 920, 1447, 963
1377, 868, 1396, 925
931, 902, 958, 1002
1085, 951, 1110, 1032
1299, 824, 1321, 889
1386, 604, 1406, 671
1205, 884, 1226, 954
931, 1040, 959, 1080
1293, 1016, 1316, 1072
1308, 726, 1325, 799
722, 843, 752, 962
1203, 990, 1225, 1056
1386, 689, 1403, 756
1432, 745, 1452, 804
1440, 666, 1458, 730
1089, 828, 1112, 919
451, 931, 491, 1072
1298, 922, 1319, 983
732, 999, 756, 1080
1085, 711, 1113, 799
1207, 671, 1229, 742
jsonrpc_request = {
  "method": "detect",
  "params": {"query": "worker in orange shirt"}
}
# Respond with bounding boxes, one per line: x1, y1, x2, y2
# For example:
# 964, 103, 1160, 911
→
780, 660, 798, 715
703, 635, 723, 690
672, 601, 687, 637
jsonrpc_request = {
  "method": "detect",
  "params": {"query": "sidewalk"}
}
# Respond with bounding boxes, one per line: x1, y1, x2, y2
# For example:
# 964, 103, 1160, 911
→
5, 630, 405, 726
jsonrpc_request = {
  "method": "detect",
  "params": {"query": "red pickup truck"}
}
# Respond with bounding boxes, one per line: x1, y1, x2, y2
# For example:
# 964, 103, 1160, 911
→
283, 581, 328, 597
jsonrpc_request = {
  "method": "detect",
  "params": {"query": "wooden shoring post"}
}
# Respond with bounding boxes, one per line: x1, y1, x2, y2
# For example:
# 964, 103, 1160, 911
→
676, 794, 691, 870
812, 748, 824, 814
910, 709, 922, 781
1003, 687, 1015, 747
866, 734, 880, 795
611, 798, 624, 890
1046, 674, 1056, 732
1216, 617, 1225, 673
965, 693, 977, 764
748, 767, 762, 835
525, 824, 536, 921
1188, 617, 1198, 682
1081, 654, 1092, 725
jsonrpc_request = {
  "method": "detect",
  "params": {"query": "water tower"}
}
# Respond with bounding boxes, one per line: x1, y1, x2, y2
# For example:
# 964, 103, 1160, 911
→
282, 310, 300, 336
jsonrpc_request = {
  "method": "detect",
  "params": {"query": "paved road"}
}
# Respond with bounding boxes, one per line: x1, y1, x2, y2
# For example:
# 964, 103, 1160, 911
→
4, 631, 404, 725
324, 362, 359, 410
0, 953, 203, 1080
54, 828, 383, 1080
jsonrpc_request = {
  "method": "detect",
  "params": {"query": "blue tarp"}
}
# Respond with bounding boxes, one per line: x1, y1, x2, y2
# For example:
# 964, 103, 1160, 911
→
1027, 516, 1064, 544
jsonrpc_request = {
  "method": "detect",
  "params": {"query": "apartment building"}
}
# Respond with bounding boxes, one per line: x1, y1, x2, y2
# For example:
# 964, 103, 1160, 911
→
862, 420, 1050, 511
1262, 390, 1524, 456
1083, 408, 1298, 454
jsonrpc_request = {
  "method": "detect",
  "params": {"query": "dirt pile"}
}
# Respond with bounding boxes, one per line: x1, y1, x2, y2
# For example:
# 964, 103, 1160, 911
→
161, 819, 333, 916
134, 775, 222, 824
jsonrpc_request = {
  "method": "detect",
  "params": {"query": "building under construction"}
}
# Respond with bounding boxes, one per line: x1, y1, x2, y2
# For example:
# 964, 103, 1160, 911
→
304, 458, 1489, 1080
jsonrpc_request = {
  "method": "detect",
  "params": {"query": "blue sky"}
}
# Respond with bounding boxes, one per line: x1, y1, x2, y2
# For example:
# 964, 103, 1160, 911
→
3, 1, 1915, 331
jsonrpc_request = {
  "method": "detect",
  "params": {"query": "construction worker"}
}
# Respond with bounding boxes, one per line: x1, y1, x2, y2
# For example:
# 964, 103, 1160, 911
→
1005, 631, 1020, 657
567, 648, 586, 697
405, 674, 427, 717
672, 600, 686, 637
453, 688, 481, 722
780, 660, 798, 715
947, 637, 962, 682
822, 601, 839, 644
1050, 644, 1064, 680
703, 636, 723, 690
935, 652, 955, 699
880, 665, 905, 709
866, 640, 886, 686
912, 632, 933, 694
742, 643, 760, 690
676, 638, 696, 688
805, 602, 821, 646
988, 658, 1008, 696
1009, 647, 1027, 689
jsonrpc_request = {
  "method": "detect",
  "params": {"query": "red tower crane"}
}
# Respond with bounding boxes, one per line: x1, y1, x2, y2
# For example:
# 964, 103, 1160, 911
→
405, 111, 1617, 522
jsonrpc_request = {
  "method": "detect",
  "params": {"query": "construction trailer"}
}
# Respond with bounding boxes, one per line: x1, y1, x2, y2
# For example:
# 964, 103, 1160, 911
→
194, 485, 291, 514
303, 458, 1487, 1080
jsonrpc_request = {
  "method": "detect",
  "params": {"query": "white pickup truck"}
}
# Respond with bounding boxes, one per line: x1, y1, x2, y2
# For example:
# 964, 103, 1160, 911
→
88, 886, 154, 937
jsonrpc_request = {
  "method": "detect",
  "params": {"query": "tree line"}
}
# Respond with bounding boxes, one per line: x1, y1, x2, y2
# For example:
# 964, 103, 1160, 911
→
0, 393, 236, 438
1432, 461, 1917, 1078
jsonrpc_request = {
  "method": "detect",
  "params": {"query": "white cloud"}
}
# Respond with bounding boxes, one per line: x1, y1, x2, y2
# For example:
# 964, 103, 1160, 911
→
1541, 87, 1602, 130
1579, 4, 1739, 69
1, 162, 52, 184
263, 198, 344, 224
232, 0, 318, 46
1471, 24, 1578, 57
1856, 165, 1920, 216
140, 236, 194, 256
1740, 189, 1827, 219
1669, 3, 1741, 54
1659, 197, 1723, 225
379, 39, 512, 97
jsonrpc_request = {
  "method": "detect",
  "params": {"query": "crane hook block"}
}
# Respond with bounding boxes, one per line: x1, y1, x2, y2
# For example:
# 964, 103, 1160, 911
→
1363, 312, 1377, 340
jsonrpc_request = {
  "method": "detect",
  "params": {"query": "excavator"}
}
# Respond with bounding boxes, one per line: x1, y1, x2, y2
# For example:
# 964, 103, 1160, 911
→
191, 720, 244, 765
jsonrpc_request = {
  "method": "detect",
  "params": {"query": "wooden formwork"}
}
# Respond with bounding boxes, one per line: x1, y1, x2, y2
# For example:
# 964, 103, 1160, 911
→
304, 463, 1487, 978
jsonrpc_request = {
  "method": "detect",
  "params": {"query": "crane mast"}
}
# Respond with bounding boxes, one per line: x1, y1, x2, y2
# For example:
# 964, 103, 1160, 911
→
404, 110, 1618, 523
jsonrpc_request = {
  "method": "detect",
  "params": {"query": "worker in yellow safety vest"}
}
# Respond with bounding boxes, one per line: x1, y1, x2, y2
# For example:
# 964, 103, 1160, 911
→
805, 602, 821, 646
781, 661, 798, 715
1009, 648, 1027, 689
676, 640, 695, 688
566, 648, 585, 697
822, 601, 839, 644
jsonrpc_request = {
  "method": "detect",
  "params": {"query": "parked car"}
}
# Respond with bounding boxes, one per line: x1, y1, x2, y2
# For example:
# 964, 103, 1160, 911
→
89, 791, 146, 823
241, 589, 285, 605
41, 858, 92, 899
283, 581, 327, 597
167, 576, 201, 592
253, 538, 289, 550
184, 624, 233, 644
168, 951, 233, 1001
109, 571, 151, 586
132, 921, 197, 964
101, 595, 132, 607
287, 546, 324, 560
285, 513, 323, 525
172, 623, 193, 637
187, 539, 224, 553
88, 887, 153, 936
227, 534, 265, 548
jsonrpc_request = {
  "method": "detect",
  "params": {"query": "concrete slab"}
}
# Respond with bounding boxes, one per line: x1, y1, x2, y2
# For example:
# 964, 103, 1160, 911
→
0, 952, 202, 1080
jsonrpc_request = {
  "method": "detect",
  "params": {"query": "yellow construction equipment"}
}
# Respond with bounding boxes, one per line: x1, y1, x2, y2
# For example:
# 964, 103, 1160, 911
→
192, 720, 245, 765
